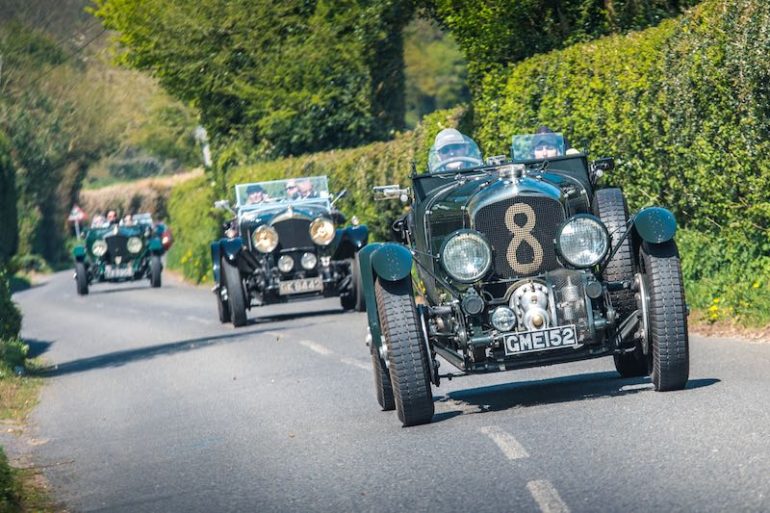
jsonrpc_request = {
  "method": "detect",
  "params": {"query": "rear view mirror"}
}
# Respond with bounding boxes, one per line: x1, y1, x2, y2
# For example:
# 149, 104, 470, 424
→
373, 185, 410, 203
590, 157, 615, 184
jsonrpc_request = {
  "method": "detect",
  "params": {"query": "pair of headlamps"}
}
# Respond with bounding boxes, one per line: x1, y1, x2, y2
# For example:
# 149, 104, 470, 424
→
251, 217, 335, 253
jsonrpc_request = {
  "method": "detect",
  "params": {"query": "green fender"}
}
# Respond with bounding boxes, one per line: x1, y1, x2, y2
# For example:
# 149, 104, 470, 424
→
633, 207, 677, 244
148, 238, 164, 254
359, 243, 414, 350
72, 245, 87, 262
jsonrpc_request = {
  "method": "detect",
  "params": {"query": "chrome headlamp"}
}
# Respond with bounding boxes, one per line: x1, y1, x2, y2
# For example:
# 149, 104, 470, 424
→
127, 237, 143, 254
440, 230, 492, 283
556, 214, 609, 268
277, 254, 294, 273
309, 218, 335, 246
252, 225, 279, 253
91, 240, 108, 257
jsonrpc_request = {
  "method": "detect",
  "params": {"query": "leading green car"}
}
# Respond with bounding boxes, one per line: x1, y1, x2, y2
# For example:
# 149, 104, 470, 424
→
361, 133, 689, 427
72, 213, 172, 295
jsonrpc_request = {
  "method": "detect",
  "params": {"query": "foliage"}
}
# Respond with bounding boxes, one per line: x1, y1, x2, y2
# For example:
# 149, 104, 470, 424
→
0, 447, 15, 512
471, 0, 770, 324
426, 0, 699, 85
403, 18, 470, 127
0, 134, 18, 265
166, 108, 467, 282
94, 0, 414, 161
0, 268, 21, 342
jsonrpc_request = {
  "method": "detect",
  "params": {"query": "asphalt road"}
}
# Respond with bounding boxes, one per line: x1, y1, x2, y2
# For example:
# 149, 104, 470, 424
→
8, 271, 770, 512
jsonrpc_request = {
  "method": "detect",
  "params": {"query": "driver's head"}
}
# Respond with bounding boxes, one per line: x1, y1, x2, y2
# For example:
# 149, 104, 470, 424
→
246, 184, 266, 203
106, 210, 117, 223
434, 128, 471, 161
532, 126, 561, 159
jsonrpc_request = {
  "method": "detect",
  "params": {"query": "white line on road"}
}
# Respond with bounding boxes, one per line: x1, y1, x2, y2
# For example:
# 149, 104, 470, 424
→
339, 357, 370, 371
526, 480, 570, 513
185, 315, 214, 325
479, 426, 529, 460
298, 340, 333, 356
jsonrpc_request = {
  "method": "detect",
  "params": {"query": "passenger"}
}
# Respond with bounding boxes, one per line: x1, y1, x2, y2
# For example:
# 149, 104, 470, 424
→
122, 214, 135, 226
246, 184, 267, 204
285, 179, 300, 200
428, 128, 483, 173
106, 210, 118, 225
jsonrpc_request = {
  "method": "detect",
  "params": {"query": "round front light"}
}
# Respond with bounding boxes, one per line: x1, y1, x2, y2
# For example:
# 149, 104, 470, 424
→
491, 307, 517, 332
440, 230, 492, 283
557, 215, 609, 268
300, 252, 317, 270
91, 240, 108, 257
127, 237, 143, 254
252, 225, 279, 253
277, 254, 294, 273
309, 218, 335, 246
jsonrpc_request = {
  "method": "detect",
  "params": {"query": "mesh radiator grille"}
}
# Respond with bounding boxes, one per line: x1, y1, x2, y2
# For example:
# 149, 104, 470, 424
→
474, 196, 565, 278
272, 218, 313, 250
105, 235, 129, 263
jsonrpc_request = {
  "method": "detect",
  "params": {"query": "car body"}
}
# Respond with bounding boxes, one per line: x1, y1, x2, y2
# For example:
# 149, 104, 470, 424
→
361, 133, 689, 426
72, 213, 170, 295
210, 175, 368, 327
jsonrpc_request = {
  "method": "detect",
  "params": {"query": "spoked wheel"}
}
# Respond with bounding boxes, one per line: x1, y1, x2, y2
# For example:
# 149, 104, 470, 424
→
216, 259, 231, 324
640, 240, 689, 391
75, 261, 89, 296
374, 277, 434, 427
593, 189, 648, 377
222, 259, 247, 327
150, 254, 162, 288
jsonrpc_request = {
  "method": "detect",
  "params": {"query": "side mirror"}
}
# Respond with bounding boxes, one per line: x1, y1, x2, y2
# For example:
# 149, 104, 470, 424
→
590, 157, 615, 184
373, 185, 410, 203
331, 188, 348, 207
485, 155, 507, 166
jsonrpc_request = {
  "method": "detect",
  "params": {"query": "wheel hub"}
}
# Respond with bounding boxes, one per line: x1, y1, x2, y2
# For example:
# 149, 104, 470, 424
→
634, 273, 651, 354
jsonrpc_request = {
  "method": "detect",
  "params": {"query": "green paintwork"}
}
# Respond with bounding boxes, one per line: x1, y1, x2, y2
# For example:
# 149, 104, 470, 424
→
371, 244, 413, 281
72, 245, 86, 260
148, 238, 163, 252
358, 243, 384, 349
634, 207, 677, 243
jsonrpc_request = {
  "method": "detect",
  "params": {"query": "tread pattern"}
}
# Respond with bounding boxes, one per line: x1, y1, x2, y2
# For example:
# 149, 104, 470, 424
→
594, 188, 636, 318
643, 241, 689, 391
75, 262, 89, 295
217, 259, 231, 324
375, 278, 434, 426
223, 260, 248, 327
370, 349, 395, 411
150, 255, 162, 288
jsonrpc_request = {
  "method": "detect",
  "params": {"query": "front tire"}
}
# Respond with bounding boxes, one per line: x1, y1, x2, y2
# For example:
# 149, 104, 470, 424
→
150, 255, 162, 288
375, 277, 433, 427
642, 241, 689, 391
371, 347, 395, 411
352, 252, 365, 312
223, 260, 248, 327
75, 262, 89, 296
216, 261, 232, 324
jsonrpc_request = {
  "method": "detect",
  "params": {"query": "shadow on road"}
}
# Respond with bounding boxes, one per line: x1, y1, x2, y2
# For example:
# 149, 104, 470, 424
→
251, 308, 349, 325
433, 372, 720, 421
24, 339, 54, 359
88, 284, 155, 295
38, 326, 289, 377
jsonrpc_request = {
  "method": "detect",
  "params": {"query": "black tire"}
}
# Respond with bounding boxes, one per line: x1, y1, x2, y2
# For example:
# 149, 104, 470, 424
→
371, 347, 395, 411
75, 261, 89, 296
375, 277, 434, 427
223, 260, 248, 327
340, 259, 356, 311
216, 261, 232, 324
353, 252, 366, 312
594, 189, 647, 377
150, 254, 162, 288
641, 241, 689, 391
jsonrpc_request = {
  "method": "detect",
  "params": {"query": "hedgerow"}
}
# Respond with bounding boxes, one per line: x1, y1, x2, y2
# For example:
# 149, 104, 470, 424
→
473, 0, 770, 324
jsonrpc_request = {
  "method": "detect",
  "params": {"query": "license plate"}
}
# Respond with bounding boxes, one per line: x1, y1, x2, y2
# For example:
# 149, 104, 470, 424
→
504, 325, 577, 355
104, 265, 133, 279
278, 277, 323, 295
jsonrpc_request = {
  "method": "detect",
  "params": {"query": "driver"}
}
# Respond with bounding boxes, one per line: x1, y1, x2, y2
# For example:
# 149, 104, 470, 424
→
532, 126, 568, 159
106, 210, 118, 225
428, 128, 483, 173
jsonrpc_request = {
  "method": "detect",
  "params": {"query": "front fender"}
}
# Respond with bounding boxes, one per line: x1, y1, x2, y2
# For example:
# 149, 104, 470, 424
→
359, 243, 413, 351
148, 238, 164, 254
210, 237, 245, 283
72, 245, 87, 262
633, 207, 677, 243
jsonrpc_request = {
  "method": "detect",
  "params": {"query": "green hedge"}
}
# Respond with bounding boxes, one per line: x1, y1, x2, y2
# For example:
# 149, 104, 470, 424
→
0, 269, 21, 342
166, 108, 468, 283
472, 0, 770, 323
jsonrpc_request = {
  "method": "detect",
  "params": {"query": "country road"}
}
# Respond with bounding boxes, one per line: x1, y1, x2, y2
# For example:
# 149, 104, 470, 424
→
7, 271, 770, 513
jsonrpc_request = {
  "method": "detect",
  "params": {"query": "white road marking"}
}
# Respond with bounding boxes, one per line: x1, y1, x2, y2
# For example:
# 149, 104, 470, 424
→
620, 383, 653, 392
339, 357, 370, 371
527, 480, 570, 513
185, 315, 213, 325
479, 426, 529, 460
298, 340, 333, 356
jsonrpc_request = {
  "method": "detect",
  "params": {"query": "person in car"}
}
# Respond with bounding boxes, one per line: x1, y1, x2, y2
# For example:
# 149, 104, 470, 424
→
246, 184, 267, 204
285, 179, 300, 200
106, 210, 118, 225
428, 128, 483, 173
297, 178, 319, 199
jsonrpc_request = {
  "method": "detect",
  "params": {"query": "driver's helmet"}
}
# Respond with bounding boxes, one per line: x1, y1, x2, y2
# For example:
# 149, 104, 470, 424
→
428, 128, 483, 173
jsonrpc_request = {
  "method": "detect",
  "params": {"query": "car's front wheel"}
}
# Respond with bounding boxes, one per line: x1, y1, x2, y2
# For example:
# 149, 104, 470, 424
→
352, 252, 365, 312
374, 277, 433, 427
150, 255, 162, 288
222, 259, 247, 327
641, 241, 689, 391
216, 260, 232, 324
75, 262, 89, 296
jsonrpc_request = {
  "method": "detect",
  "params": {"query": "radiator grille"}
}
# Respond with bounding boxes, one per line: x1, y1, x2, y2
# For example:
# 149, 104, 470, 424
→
475, 196, 565, 278
104, 235, 129, 263
272, 218, 313, 250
